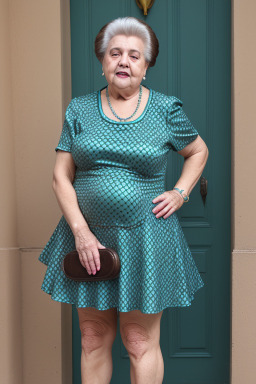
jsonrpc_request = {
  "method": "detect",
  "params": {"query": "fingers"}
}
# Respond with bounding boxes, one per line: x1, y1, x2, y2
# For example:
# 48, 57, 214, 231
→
78, 248, 100, 275
76, 244, 106, 275
94, 242, 107, 270
92, 248, 101, 272
161, 203, 177, 219
78, 249, 90, 271
152, 191, 184, 219
75, 233, 105, 275
85, 249, 96, 275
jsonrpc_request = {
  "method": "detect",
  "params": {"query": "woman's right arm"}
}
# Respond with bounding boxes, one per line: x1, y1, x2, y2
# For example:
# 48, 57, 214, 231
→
52, 150, 105, 274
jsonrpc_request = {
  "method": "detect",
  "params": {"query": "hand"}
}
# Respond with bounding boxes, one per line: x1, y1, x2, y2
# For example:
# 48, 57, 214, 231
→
152, 190, 184, 219
74, 226, 106, 275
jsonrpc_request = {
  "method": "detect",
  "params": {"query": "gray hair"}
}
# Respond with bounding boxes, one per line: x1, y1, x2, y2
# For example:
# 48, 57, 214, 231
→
100, 17, 152, 63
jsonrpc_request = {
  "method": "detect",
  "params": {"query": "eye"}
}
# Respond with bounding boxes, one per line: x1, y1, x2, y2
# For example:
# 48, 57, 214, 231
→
131, 56, 139, 59
112, 53, 119, 57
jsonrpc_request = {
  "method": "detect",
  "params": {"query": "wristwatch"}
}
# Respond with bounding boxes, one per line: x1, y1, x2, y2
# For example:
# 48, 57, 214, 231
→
173, 187, 189, 203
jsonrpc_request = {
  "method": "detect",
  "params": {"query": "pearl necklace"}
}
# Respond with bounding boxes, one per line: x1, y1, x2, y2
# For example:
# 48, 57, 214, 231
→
106, 85, 142, 122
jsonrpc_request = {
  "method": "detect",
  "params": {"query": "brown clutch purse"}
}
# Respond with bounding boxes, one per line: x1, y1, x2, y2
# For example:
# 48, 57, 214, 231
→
62, 247, 121, 281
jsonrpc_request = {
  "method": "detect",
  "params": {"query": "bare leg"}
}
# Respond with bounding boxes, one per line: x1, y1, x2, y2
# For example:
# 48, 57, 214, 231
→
119, 309, 164, 384
77, 307, 118, 384
129, 335, 164, 384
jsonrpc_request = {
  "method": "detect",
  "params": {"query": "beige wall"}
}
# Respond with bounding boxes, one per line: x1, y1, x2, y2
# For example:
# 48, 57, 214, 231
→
0, 0, 22, 382
1, 0, 256, 383
231, 1, 256, 383
0, 1, 72, 384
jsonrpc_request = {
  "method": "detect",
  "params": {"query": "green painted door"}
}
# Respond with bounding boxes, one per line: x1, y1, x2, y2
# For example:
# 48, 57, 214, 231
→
70, 1, 231, 383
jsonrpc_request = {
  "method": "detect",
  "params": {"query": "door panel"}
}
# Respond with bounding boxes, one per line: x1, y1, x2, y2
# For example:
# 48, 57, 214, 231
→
70, 1, 231, 383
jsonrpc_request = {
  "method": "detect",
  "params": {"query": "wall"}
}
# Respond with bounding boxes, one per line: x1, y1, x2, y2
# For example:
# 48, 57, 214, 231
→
231, 1, 256, 383
0, 1, 72, 384
0, 0, 22, 382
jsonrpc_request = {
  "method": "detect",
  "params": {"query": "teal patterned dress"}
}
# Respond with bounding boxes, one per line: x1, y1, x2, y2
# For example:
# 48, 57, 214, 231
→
38, 85, 204, 314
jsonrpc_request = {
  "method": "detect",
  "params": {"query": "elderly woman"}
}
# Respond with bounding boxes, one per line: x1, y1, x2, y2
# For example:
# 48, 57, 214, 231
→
39, 16, 208, 384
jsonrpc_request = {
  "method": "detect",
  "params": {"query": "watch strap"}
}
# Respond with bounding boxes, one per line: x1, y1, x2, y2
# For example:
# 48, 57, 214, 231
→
173, 187, 189, 203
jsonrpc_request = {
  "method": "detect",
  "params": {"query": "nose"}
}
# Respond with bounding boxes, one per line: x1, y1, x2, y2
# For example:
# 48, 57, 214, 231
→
118, 53, 129, 67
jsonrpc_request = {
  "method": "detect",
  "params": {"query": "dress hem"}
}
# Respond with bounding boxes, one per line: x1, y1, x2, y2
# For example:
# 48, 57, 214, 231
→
39, 278, 205, 315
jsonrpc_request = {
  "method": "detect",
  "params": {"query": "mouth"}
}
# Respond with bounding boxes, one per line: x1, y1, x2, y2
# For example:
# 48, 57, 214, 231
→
116, 71, 130, 78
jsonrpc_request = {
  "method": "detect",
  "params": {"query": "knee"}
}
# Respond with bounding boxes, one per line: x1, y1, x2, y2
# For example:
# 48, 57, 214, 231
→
120, 323, 152, 361
80, 320, 115, 355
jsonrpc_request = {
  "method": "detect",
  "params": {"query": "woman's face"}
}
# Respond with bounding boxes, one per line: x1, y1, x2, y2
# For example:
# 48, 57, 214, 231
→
102, 34, 149, 91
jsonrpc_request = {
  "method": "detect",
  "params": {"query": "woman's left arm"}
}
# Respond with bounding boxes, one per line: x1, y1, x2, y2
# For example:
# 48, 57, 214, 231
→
152, 136, 209, 219
173, 135, 209, 197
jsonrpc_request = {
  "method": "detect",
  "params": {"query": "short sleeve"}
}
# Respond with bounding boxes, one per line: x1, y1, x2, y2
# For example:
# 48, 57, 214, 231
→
166, 96, 199, 152
55, 99, 77, 152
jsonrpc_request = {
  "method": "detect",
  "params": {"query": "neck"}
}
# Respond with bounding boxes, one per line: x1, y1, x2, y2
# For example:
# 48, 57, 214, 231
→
107, 84, 142, 101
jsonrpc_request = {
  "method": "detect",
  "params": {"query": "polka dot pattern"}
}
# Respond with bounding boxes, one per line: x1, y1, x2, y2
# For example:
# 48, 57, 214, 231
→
38, 86, 204, 314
